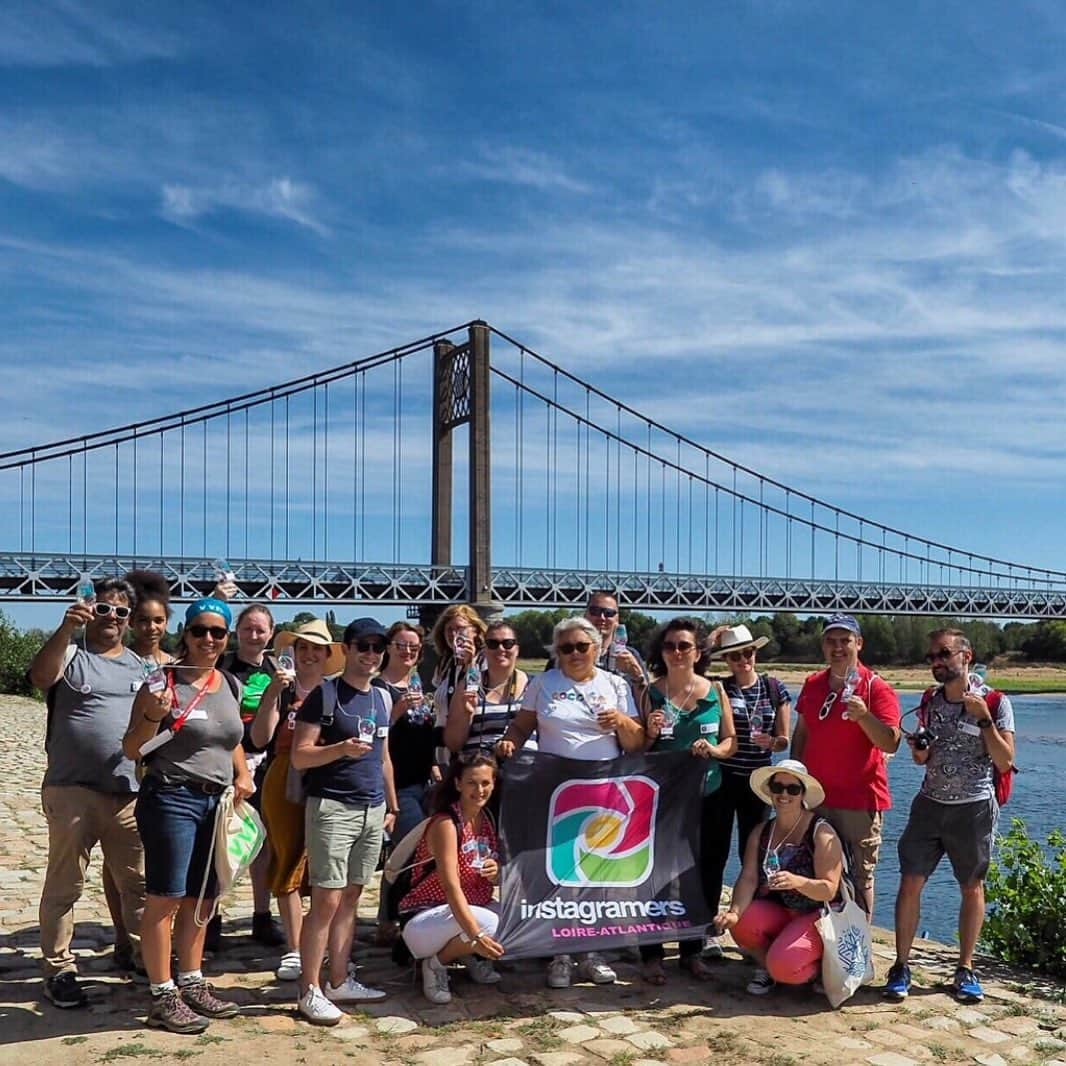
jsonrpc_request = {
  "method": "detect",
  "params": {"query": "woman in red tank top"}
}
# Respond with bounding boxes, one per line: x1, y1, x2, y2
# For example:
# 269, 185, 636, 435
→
399, 751, 506, 1004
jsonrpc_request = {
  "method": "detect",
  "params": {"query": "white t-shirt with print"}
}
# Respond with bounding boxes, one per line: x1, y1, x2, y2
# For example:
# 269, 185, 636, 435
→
522, 668, 637, 760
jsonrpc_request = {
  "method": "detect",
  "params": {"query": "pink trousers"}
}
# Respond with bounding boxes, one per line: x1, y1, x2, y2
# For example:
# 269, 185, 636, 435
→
732, 899, 823, 985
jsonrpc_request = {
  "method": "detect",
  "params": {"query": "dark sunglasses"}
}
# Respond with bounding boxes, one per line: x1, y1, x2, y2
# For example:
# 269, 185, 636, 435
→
725, 648, 756, 661
587, 606, 618, 619
558, 641, 593, 655
663, 639, 696, 653
353, 640, 386, 654
486, 637, 518, 651
768, 780, 804, 796
924, 647, 960, 664
93, 602, 131, 619
188, 624, 228, 640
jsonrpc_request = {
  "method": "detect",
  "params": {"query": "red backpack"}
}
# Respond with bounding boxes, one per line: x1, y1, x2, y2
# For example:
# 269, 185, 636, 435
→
918, 686, 1015, 805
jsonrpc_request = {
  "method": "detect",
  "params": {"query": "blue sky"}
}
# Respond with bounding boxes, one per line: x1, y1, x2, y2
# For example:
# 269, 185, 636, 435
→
2, 1, 1065, 627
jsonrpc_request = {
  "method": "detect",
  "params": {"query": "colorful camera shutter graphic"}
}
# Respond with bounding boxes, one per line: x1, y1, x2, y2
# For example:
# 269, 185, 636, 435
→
546, 776, 658, 887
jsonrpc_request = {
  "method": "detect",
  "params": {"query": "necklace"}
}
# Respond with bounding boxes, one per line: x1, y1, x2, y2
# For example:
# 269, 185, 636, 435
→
767, 815, 803, 855
664, 674, 695, 713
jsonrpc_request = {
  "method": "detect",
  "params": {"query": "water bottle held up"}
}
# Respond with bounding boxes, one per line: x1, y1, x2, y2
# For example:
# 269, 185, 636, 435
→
612, 623, 628, 658
968, 663, 988, 693
213, 557, 236, 583
841, 666, 861, 720
277, 651, 295, 674
143, 658, 167, 694
76, 574, 95, 605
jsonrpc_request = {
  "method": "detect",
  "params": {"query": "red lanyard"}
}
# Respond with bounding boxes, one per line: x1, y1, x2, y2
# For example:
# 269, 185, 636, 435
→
166, 670, 216, 733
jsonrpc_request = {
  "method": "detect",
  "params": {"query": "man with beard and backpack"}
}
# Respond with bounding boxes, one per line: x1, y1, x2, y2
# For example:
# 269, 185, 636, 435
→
883, 629, 1015, 1006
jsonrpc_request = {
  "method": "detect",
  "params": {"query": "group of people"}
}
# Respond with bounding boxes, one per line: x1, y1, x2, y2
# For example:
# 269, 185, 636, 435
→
30, 576, 1016, 1034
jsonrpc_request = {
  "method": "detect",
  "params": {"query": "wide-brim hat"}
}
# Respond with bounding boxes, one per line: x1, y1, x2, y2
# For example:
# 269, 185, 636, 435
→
275, 619, 346, 676
750, 759, 826, 809
710, 624, 769, 658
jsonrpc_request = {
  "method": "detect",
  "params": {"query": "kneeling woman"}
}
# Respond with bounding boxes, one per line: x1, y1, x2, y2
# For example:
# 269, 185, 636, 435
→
123, 598, 253, 1034
400, 751, 505, 1004
714, 760, 842, 996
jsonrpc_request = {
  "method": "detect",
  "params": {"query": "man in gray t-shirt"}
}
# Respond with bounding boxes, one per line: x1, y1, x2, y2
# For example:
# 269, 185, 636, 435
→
28, 578, 147, 1009
883, 628, 1016, 1008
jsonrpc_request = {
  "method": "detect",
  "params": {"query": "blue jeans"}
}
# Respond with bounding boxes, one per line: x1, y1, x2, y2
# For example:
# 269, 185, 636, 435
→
136, 777, 220, 899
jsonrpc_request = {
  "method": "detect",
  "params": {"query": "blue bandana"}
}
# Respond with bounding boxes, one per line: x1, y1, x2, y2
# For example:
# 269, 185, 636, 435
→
185, 597, 233, 628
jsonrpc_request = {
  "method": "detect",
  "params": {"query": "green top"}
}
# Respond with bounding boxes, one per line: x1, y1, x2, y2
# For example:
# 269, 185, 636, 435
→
648, 683, 723, 795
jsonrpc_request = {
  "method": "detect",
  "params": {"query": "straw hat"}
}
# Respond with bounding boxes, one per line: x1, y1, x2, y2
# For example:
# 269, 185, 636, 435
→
274, 618, 346, 676
709, 624, 769, 658
749, 759, 826, 809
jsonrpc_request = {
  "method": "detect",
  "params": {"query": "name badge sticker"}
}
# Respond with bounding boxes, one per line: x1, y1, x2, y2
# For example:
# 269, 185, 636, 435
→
700, 723, 718, 735
376, 726, 389, 738
959, 721, 981, 737
185, 709, 209, 722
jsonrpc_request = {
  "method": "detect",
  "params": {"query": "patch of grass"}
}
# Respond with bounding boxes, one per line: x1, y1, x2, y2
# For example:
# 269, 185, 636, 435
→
851, 1020, 878, 1032
908, 1007, 935, 1021
62, 1036, 89, 1046
760, 1054, 798, 1066
999, 1002, 1029, 1017
608, 1054, 637, 1066
98, 1044, 164, 1063
707, 1031, 740, 1052
194, 1034, 228, 1046
514, 1016, 563, 1051
171, 1052, 199, 1062
927, 1042, 950, 1061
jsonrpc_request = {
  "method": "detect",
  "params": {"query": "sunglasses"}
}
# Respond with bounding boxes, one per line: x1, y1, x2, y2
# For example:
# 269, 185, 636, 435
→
390, 642, 421, 653
768, 780, 804, 796
663, 640, 696, 653
353, 640, 386, 654
725, 648, 756, 662
187, 624, 229, 640
486, 637, 518, 651
924, 648, 961, 664
93, 602, 131, 620
587, 606, 618, 619
817, 689, 838, 721
558, 641, 593, 655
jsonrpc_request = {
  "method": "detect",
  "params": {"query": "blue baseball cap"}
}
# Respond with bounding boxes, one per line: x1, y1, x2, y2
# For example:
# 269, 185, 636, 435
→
343, 617, 386, 645
185, 597, 233, 628
823, 613, 861, 637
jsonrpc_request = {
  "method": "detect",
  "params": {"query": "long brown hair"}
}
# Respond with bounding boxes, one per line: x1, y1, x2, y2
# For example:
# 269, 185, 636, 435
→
429, 750, 498, 814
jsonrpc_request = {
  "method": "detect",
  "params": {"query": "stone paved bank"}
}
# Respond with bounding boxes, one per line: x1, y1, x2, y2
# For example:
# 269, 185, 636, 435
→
1, 695, 1063, 1066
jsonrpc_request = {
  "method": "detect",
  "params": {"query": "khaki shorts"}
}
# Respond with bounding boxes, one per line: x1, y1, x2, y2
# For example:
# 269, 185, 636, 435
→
816, 805, 883, 914
305, 797, 385, 890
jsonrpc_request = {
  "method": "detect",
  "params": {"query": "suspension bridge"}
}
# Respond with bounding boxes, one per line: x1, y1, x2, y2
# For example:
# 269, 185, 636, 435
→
2, 321, 1064, 619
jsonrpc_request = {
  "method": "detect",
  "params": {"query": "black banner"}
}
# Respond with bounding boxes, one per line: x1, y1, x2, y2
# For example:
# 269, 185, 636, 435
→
496, 750, 711, 958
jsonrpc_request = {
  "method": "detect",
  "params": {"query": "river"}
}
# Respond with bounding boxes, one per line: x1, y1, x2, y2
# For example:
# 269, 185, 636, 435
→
724, 693, 1063, 946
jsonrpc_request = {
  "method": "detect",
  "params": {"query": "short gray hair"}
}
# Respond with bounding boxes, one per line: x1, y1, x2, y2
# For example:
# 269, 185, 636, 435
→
552, 615, 601, 650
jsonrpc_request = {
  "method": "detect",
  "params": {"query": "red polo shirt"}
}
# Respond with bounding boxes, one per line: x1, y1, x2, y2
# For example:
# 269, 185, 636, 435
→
796, 663, 901, 811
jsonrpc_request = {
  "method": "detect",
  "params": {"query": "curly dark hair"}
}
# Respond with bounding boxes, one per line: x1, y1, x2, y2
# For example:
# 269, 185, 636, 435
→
125, 570, 170, 617
646, 616, 712, 677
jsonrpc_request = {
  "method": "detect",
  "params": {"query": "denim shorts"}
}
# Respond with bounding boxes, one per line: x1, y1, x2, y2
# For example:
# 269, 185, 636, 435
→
136, 777, 221, 899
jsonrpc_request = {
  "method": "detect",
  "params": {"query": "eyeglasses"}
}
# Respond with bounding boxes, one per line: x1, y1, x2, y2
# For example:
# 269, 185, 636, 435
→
93, 602, 131, 620
353, 640, 386, 654
187, 624, 228, 640
725, 648, 756, 662
587, 606, 618, 619
390, 642, 421, 653
663, 640, 696, 653
924, 647, 961, 664
558, 641, 593, 655
486, 637, 518, 651
817, 689, 838, 721
768, 780, 804, 796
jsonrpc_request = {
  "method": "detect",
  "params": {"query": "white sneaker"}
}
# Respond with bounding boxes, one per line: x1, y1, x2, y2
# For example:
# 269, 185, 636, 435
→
575, 952, 616, 985
546, 954, 573, 989
298, 984, 342, 1026
747, 967, 775, 995
324, 974, 387, 1003
276, 951, 302, 981
421, 955, 452, 1004
463, 955, 501, 984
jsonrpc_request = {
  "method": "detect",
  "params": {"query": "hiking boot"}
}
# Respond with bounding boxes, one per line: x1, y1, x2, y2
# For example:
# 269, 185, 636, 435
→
42, 971, 87, 1009
146, 987, 209, 1034
251, 911, 285, 947
421, 955, 452, 1004
298, 984, 342, 1026
179, 978, 240, 1018
952, 966, 983, 1004
882, 962, 912, 1002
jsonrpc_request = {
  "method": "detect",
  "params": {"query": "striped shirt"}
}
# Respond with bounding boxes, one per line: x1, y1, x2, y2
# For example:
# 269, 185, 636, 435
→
719, 674, 790, 778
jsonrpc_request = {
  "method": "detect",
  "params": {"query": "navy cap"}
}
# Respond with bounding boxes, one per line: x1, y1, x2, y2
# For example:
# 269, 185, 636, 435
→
822, 613, 861, 637
343, 617, 386, 644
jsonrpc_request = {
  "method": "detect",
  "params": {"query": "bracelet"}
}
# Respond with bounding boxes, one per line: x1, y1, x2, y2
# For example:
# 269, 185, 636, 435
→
387, 808, 399, 816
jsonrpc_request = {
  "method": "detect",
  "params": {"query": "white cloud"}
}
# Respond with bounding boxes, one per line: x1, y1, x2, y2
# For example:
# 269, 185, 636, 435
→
451, 145, 592, 194
160, 177, 328, 235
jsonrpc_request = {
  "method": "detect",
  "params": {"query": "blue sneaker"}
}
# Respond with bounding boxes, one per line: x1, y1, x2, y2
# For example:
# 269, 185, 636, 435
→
882, 962, 911, 1001
952, 966, 983, 1004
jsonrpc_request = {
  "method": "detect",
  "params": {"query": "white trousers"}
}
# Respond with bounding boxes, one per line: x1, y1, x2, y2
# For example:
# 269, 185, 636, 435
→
402, 902, 500, 959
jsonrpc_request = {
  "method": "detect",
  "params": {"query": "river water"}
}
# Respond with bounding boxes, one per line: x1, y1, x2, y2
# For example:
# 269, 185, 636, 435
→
724, 694, 1063, 946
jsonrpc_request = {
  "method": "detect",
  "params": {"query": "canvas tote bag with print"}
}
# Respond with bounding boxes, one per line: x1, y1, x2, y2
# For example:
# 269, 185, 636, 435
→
815, 874, 874, 1007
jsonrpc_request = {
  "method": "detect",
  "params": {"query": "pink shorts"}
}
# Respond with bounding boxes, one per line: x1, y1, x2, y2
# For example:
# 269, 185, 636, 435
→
732, 898, 823, 985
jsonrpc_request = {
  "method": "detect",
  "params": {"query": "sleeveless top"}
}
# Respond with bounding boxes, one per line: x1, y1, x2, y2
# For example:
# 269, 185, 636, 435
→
461, 672, 536, 755
756, 816, 833, 913
646, 683, 724, 794
398, 804, 497, 914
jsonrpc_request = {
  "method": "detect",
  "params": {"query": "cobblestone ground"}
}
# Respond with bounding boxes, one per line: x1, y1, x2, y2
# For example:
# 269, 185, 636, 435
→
1, 694, 1064, 1066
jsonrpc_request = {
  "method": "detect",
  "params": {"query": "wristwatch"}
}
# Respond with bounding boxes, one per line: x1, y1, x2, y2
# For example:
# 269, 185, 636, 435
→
977, 719, 993, 730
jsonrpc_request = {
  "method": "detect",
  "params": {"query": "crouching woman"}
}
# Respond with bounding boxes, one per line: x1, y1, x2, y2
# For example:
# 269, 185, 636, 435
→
714, 760, 842, 996
399, 751, 505, 1004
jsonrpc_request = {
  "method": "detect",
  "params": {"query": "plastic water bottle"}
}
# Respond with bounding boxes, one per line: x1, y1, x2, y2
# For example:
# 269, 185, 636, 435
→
143, 658, 166, 693
277, 651, 295, 674
408, 674, 425, 723
213, 557, 236, 583
465, 660, 481, 694
764, 849, 781, 881
841, 666, 860, 719
968, 663, 988, 693
76, 574, 95, 605
659, 704, 677, 740
612, 623, 628, 658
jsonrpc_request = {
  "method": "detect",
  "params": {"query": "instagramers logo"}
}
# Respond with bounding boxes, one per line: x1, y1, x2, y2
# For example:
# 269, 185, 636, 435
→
546, 777, 658, 887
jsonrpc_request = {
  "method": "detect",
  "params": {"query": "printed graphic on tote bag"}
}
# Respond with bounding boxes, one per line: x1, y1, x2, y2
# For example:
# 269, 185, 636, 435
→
546, 776, 658, 888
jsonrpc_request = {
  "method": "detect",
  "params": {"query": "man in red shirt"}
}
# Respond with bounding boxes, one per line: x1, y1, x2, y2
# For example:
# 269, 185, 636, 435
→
792, 614, 901, 917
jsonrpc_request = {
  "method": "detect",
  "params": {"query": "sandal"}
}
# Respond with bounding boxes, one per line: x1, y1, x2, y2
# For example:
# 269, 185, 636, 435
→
681, 955, 715, 981
642, 959, 667, 986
